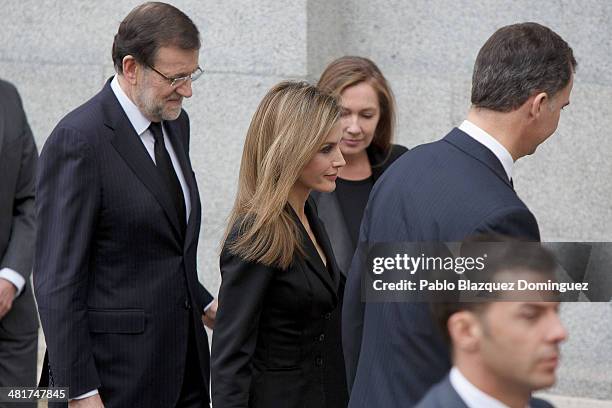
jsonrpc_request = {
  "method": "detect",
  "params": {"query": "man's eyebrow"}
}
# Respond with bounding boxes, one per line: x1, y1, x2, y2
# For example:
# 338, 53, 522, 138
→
169, 66, 199, 78
170, 71, 192, 78
518, 303, 542, 312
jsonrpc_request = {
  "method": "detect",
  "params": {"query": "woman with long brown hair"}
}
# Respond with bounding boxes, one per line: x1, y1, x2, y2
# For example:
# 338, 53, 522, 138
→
211, 81, 348, 407
312, 56, 407, 276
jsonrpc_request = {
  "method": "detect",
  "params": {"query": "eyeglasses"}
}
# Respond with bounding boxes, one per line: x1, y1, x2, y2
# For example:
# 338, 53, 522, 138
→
146, 64, 204, 87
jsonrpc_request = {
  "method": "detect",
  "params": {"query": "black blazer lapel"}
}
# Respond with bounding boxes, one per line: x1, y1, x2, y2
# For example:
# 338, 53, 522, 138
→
100, 82, 184, 241
444, 128, 513, 188
310, 210, 341, 291
313, 193, 354, 276
300, 202, 339, 301
164, 119, 200, 248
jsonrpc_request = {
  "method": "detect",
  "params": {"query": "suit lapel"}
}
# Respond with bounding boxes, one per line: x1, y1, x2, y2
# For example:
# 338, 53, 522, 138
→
164, 120, 200, 248
100, 82, 184, 241
310, 206, 341, 291
444, 128, 513, 188
314, 193, 353, 276
295, 202, 339, 301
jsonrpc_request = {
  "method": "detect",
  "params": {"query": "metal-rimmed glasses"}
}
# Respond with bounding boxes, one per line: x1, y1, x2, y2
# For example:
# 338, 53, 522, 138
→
146, 64, 204, 87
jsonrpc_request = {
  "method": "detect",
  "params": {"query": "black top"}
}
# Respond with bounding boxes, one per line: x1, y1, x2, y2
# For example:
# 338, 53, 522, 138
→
334, 176, 374, 246
211, 201, 348, 408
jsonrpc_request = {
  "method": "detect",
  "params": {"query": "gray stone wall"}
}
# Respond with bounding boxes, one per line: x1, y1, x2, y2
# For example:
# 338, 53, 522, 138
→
2, 0, 610, 405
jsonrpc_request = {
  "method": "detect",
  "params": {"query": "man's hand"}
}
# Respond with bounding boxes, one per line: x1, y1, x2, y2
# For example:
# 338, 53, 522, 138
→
69, 394, 104, 407
0, 278, 17, 319
202, 299, 218, 329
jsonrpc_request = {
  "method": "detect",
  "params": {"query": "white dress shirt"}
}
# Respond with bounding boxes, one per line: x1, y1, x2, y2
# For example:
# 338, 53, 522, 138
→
450, 367, 530, 408
458, 120, 514, 183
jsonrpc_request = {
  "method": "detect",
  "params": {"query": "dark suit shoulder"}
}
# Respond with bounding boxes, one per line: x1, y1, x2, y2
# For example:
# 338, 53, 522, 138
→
41, 121, 98, 161
531, 397, 555, 408
0, 79, 19, 99
414, 376, 467, 408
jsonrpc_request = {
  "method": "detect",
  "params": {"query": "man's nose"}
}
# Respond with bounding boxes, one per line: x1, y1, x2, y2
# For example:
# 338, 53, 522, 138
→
547, 312, 568, 343
176, 79, 193, 98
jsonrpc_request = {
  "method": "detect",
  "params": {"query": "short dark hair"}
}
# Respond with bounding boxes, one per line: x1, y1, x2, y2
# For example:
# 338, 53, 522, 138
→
112, 2, 200, 75
471, 22, 577, 112
432, 237, 557, 345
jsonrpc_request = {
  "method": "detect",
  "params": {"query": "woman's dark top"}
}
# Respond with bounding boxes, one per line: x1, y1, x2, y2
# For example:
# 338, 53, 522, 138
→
334, 177, 374, 246
211, 201, 348, 408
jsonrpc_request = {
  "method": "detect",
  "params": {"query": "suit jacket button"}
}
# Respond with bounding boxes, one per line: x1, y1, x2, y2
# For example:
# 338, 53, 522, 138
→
318, 334, 325, 342
324, 312, 331, 320
184, 299, 191, 309
315, 357, 323, 367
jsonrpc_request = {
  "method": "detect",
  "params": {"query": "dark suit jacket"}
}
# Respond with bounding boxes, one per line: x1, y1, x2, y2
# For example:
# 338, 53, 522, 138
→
415, 375, 554, 408
310, 144, 407, 276
344, 128, 540, 407
34, 80, 213, 407
211, 201, 348, 408
0, 79, 39, 373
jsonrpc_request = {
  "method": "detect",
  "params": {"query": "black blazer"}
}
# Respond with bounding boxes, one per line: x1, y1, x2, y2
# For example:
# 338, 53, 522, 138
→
211, 201, 348, 408
34, 80, 213, 407
309, 144, 407, 276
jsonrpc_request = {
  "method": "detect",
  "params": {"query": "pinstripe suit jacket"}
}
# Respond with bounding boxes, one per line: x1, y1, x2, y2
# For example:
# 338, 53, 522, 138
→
344, 128, 540, 407
34, 80, 213, 407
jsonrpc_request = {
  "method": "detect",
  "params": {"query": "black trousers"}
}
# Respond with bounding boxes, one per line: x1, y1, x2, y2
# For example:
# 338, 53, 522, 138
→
0, 323, 38, 408
175, 315, 208, 408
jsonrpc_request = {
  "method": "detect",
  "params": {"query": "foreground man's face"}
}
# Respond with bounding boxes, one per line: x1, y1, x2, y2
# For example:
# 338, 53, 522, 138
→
476, 301, 567, 391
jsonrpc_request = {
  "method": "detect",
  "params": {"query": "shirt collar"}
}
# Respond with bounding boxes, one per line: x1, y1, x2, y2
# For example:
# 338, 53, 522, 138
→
110, 75, 152, 136
458, 120, 514, 182
450, 367, 530, 408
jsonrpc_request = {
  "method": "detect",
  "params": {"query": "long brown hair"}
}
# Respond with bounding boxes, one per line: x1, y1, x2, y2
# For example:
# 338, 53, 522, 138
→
224, 81, 340, 268
317, 56, 396, 158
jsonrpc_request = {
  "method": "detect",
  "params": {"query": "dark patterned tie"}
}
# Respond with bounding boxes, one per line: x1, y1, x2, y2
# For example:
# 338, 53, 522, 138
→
149, 121, 186, 235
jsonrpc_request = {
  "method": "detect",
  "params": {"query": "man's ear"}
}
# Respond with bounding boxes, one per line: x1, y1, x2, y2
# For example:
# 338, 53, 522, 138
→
448, 311, 482, 353
529, 92, 548, 119
122, 55, 139, 85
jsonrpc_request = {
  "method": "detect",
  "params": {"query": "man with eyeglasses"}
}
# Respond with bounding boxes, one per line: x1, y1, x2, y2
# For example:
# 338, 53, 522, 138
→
35, 3, 214, 407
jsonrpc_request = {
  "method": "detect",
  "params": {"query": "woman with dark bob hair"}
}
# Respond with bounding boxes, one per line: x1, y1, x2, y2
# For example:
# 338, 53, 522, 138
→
212, 81, 349, 407
311, 56, 407, 277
